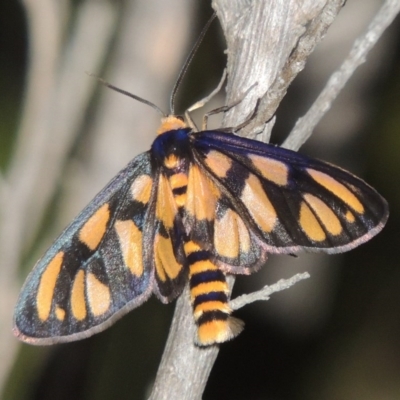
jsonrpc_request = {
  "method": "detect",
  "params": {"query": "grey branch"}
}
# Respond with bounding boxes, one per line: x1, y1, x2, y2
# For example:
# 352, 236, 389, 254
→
149, 1, 345, 399
230, 273, 311, 311
148, 1, 400, 399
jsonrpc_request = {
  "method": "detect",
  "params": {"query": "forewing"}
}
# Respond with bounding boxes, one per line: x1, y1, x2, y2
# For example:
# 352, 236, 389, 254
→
192, 131, 388, 259
14, 152, 156, 344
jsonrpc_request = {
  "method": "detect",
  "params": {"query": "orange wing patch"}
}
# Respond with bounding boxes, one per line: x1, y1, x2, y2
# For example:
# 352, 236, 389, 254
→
214, 209, 251, 258
154, 234, 182, 282
36, 251, 64, 321
55, 306, 66, 321
345, 210, 356, 222
307, 169, 364, 214
240, 174, 277, 233
299, 201, 326, 242
115, 219, 143, 277
131, 175, 153, 204
186, 165, 220, 221
71, 270, 87, 321
86, 272, 111, 317
204, 150, 232, 178
249, 154, 288, 186
156, 175, 177, 229
303, 193, 342, 236
79, 204, 110, 251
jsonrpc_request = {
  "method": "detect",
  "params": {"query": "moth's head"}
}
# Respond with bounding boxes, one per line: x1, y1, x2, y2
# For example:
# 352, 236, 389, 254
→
156, 115, 187, 136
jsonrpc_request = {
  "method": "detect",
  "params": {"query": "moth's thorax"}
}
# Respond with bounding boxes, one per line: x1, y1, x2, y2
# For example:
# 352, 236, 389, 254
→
151, 127, 192, 209
151, 127, 192, 168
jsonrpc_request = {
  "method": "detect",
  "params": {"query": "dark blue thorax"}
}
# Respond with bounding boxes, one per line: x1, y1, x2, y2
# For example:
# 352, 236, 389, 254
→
151, 128, 192, 169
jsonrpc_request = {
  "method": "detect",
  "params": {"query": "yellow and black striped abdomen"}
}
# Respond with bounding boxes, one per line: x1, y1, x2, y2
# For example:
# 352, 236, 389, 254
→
185, 241, 244, 345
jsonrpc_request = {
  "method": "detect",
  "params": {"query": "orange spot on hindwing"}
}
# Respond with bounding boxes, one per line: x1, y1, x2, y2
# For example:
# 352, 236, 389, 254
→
214, 209, 251, 258
154, 234, 182, 282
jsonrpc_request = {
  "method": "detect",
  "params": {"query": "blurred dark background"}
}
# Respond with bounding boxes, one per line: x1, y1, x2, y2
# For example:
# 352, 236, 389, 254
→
1, 1, 400, 399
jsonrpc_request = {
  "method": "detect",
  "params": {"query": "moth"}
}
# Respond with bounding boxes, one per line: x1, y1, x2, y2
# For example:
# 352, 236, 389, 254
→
13, 105, 389, 346
13, 16, 388, 346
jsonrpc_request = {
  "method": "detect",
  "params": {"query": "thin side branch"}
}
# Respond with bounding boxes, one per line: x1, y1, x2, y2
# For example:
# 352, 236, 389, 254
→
230, 273, 311, 311
282, 0, 400, 151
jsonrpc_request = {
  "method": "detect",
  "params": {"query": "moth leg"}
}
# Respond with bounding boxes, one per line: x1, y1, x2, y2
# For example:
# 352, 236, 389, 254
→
184, 69, 227, 131
202, 82, 259, 131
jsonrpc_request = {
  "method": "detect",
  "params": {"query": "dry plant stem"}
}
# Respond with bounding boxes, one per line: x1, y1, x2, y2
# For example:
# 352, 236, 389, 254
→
0, 0, 117, 392
283, 0, 400, 151
149, 1, 346, 399
230, 273, 310, 311
148, 286, 220, 400
150, 273, 310, 400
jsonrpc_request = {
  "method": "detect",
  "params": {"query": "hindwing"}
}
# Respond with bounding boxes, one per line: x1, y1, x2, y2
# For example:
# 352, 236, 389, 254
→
184, 158, 267, 274
152, 172, 188, 302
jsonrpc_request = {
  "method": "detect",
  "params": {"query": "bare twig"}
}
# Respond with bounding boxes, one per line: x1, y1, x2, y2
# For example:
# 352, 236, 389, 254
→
282, 0, 400, 151
230, 273, 310, 311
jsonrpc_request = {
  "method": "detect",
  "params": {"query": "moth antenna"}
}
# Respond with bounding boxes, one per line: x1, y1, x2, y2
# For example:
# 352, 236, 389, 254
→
86, 72, 167, 117
169, 12, 217, 115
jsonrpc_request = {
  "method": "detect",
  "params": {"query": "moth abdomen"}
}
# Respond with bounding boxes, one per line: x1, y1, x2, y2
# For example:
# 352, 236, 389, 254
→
185, 240, 243, 345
